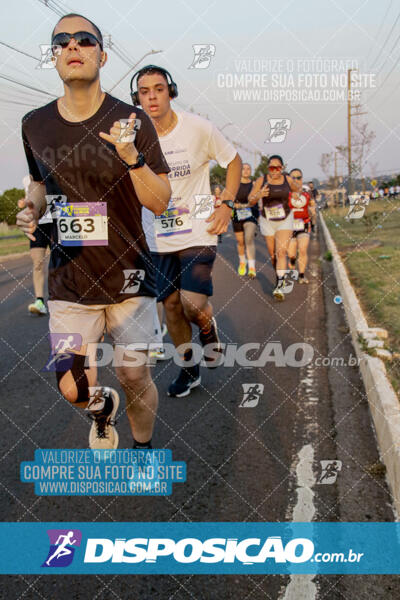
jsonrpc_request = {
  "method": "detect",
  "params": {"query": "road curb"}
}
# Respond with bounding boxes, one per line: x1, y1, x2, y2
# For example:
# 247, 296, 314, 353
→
320, 214, 400, 518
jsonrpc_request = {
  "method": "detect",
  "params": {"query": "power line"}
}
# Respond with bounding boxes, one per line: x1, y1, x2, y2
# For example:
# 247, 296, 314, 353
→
36, 0, 64, 16
370, 9, 400, 68
369, 48, 400, 102
373, 26, 400, 79
0, 41, 39, 62
367, 0, 393, 62
0, 74, 56, 97
0, 97, 39, 108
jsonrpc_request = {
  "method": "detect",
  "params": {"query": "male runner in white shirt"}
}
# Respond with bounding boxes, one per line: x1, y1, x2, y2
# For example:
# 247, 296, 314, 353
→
134, 65, 242, 397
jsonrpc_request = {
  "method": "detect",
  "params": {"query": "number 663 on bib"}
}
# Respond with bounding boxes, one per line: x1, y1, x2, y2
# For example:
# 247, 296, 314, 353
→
56, 202, 108, 246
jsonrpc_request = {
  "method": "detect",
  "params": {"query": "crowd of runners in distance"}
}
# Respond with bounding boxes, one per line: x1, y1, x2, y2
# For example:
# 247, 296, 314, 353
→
15, 12, 319, 452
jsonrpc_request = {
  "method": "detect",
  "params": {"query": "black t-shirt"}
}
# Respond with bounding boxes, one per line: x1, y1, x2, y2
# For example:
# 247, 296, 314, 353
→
22, 94, 170, 304
261, 173, 291, 217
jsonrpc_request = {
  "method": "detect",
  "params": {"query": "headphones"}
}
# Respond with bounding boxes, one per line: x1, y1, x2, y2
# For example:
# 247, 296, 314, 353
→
130, 65, 178, 106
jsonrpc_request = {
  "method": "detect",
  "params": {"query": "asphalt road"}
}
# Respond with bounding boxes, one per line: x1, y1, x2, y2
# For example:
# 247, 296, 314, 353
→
0, 226, 398, 599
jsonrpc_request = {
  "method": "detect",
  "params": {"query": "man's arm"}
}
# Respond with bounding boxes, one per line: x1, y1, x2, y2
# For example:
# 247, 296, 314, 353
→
99, 112, 171, 216
206, 153, 242, 234
249, 176, 269, 204
128, 170, 171, 216
16, 181, 46, 241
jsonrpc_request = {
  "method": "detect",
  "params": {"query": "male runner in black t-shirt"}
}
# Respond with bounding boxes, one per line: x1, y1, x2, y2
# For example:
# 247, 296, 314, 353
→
16, 13, 171, 450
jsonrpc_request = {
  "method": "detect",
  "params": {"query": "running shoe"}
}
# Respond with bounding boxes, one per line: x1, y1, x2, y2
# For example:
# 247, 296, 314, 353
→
199, 317, 223, 368
248, 267, 256, 279
272, 280, 286, 301
299, 276, 309, 284
28, 298, 47, 315
168, 364, 201, 397
87, 387, 119, 449
149, 347, 168, 361
238, 262, 247, 276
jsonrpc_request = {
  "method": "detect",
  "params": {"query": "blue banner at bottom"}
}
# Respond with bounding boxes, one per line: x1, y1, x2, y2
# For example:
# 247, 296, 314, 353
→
1, 522, 400, 574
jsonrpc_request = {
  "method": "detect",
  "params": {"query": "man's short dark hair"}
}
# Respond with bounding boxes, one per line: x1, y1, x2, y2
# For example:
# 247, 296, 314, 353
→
51, 13, 103, 49
290, 168, 303, 176
136, 66, 168, 86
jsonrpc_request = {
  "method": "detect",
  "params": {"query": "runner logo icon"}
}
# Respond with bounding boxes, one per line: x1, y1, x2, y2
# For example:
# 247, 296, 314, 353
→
191, 195, 215, 219
266, 118, 291, 143
37, 44, 61, 69
120, 270, 145, 293
42, 529, 82, 567
188, 44, 216, 69
317, 460, 342, 484
42, 333, 82, 372
240, 383, 264, 408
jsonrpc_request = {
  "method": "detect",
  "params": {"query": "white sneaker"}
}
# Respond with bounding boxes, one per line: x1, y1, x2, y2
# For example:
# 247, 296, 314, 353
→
272, 281, 285, 301
28, 298, 47, 315
87, 387, 119, 450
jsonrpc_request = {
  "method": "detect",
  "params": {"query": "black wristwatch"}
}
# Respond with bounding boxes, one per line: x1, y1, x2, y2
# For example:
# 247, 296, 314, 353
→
221, 199, 234, 210
126, 152, 145, 170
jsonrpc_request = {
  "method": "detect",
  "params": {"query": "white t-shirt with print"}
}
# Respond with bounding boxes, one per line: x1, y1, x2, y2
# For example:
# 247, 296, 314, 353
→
142, 111, 236, 253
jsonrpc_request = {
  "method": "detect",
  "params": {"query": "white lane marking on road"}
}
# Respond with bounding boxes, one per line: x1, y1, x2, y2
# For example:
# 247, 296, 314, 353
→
282, 444, 317, 600
281, 271, 322, 600
293, 444, 316, 521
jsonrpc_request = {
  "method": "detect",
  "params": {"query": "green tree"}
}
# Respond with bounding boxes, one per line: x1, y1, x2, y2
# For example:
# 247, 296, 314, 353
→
210, 163, 227, 187
0, 188, 24, 225
254, 155, 270, 179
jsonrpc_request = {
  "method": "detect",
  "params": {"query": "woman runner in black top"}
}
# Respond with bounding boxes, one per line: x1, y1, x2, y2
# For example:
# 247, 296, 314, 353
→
232, 163, 259, 278
249, 155, 300, 300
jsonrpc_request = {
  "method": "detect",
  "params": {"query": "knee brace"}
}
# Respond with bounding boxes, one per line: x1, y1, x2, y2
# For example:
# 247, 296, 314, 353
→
55, 352, 90, 403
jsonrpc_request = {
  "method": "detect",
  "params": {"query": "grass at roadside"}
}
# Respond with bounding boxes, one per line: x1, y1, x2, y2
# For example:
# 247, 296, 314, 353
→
323, 198, 400, 393
0, 225, 24, 238
0, 240, 29, 256
0, 224, 29, 256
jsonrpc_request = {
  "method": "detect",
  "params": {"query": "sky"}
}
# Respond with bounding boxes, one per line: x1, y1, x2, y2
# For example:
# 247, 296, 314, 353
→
0, 0, 399, 191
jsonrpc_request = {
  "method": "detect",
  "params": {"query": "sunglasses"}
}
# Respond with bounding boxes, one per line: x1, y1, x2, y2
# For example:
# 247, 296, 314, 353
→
291, 175, 302, 180
51, 31, 103, 51
268, 165, 283, 172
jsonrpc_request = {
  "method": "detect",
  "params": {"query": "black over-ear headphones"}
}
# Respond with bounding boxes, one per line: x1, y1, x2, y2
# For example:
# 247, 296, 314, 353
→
130, 65, 178, 106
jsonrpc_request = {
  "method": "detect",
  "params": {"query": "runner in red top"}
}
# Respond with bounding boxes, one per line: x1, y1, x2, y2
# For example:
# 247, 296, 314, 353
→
288, 168, 312, 284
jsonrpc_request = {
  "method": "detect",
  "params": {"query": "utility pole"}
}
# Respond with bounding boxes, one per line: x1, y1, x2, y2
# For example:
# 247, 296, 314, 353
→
334, 151, 338, 205
347, 69, 367, 197
347, 69, 353, 196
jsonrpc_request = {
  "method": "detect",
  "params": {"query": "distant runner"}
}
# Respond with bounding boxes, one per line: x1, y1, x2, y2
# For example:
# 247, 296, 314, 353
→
232, 163, 259, 278
288, 168, 313, 284
249, 155, 300, 300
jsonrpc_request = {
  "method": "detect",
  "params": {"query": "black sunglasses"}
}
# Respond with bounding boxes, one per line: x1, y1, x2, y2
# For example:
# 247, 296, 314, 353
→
52, 31, 103, 50
291, 175, 302, 180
